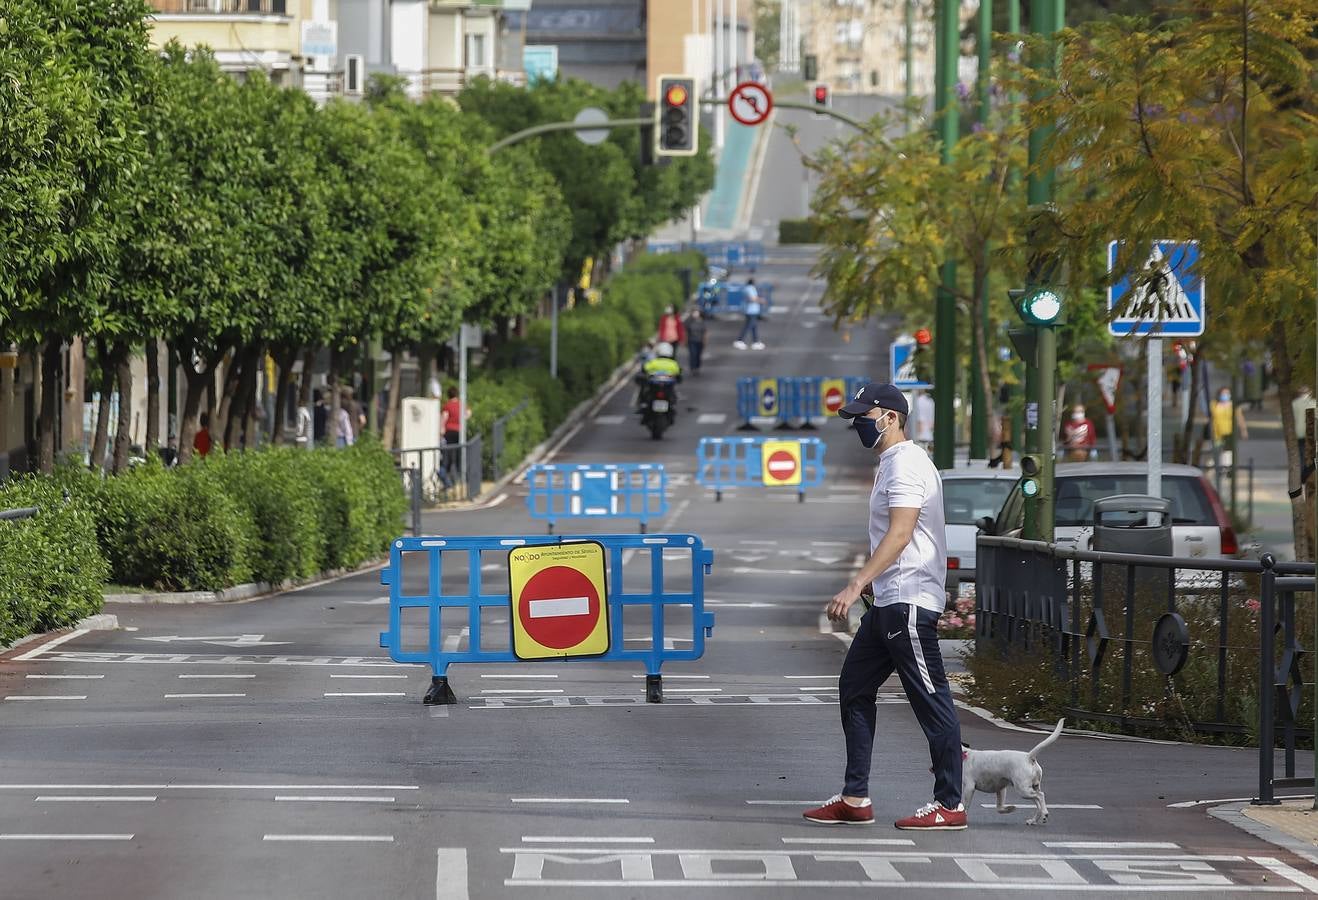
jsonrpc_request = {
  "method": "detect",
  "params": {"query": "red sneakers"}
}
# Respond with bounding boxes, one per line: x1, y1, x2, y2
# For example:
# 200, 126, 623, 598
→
803, 795, 875, 825
894, 801, 968, 831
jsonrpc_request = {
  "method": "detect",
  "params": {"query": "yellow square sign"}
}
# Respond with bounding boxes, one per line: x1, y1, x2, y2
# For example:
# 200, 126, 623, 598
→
761, 439, 803, 486
509, 542, 610, 660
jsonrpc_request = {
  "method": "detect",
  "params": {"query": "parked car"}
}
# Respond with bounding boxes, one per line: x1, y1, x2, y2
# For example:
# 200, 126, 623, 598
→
941, 468, 1021, 598
981, 462, 1238, 559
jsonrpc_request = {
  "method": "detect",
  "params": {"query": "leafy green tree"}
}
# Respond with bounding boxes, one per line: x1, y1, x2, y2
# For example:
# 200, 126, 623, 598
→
0, 0, 154, 472
1018, 0, 1318, 555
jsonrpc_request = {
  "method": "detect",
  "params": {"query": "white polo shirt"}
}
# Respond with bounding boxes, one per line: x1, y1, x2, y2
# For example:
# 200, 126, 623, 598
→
868, 440, 947, 614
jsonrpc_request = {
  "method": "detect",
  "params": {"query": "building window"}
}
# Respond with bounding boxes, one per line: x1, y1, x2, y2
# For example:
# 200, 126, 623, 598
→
345, 54, 364, 94
466, 33, 487, 69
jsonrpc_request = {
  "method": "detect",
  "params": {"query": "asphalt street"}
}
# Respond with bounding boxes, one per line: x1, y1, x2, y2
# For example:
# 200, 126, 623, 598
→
2, 247, 1317, 899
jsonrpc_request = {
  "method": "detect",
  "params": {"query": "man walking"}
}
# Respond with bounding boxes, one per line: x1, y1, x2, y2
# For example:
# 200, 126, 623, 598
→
732, 278, 764, 350
804, 383, 965, 830
684, 308, 707, 374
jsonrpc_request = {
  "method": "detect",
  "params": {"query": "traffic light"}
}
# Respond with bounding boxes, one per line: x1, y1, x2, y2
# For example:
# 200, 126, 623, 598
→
1017, 287, 1063, 326
912, 329, 934, 384
813, 83, 830, 108
655, 75, 698, 157
1019, 454, 1042, 498
803, 54, 818, 82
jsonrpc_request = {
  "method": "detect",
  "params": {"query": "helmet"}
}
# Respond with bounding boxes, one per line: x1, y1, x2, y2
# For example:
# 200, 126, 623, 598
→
655, 342, 675, 359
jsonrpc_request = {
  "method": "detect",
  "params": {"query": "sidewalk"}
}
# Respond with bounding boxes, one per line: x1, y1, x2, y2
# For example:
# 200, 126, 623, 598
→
1213, 799, 1318, 868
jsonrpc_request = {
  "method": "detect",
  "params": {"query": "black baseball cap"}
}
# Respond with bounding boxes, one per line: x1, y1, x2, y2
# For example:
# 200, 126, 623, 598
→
838, 382, 910, 419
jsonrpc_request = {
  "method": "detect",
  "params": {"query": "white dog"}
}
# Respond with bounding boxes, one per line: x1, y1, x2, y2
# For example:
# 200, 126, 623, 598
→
960, 719, 1065, 826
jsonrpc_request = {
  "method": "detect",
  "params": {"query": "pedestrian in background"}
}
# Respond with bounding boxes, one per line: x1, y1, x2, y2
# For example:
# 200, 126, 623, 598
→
312, 389, 327, 446
804, 383, 965, 832
733, 278, 764, 350
1211, 386, 1247, 469
912, 391, 934, 453
1060, 405, 1097, 462
657, 304, 685, 348
440, 386, 466, 488
685, 308, 707, 374
193, 412, 213, 458
295, 398, 313, 450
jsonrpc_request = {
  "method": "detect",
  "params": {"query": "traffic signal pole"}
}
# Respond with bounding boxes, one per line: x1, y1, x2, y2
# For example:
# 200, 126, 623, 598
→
932, 0, 959, 471
969, 0, 993, 461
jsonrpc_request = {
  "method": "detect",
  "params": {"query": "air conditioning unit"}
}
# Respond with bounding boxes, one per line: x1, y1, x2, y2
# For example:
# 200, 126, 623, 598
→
344, 54, 364, 94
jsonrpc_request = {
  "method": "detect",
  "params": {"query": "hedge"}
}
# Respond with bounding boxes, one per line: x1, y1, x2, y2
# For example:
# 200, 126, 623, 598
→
778, 218, 824, 244
0, 474, 109, 646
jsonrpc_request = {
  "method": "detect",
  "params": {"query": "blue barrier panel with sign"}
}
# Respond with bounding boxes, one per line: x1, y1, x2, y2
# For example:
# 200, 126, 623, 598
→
695, 436, 826, 502
526, 463, 667, 534
736, 376, 869, 430
721, 282, 774, 314
743, 241, 765, 271
379, 533, 715, 704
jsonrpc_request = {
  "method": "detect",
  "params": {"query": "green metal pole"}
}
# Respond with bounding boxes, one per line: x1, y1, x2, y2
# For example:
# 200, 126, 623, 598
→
933, 0, 960, 471
969, 0, 993, 461
904, 0, 915, 133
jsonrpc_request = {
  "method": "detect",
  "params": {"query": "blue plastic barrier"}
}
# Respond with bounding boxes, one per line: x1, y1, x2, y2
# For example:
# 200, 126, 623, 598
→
526, 463, 667, 534
743, 241, 765, 271
646, 240, 683, 255
721, 282, 773, 314
379, 533, 715, 704
695, 436, 826, 502
736, 376, 870, 430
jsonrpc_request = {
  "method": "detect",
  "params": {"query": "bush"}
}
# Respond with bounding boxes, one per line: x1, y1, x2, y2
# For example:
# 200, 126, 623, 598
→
779, 218, 823, 244
0, 474, 108, 646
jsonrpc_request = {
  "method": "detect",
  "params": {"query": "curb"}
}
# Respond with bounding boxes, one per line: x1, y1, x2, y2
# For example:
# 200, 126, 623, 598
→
0, 613, 119, 659
102, 560, 386, 606
1209, 802, 1318, 868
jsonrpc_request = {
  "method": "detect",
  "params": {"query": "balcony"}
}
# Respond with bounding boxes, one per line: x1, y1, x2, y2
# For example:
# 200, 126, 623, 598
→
149, 0, 288, 14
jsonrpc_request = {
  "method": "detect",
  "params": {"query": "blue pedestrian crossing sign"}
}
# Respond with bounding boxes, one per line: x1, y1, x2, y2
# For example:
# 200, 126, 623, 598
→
891, 340, 932, 390
1107, 241, 1205, 337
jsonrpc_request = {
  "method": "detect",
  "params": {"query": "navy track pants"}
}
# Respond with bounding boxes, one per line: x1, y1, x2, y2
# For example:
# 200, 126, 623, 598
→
839, 602, 963, 808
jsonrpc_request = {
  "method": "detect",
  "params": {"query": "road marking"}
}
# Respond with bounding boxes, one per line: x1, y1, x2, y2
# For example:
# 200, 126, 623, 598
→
35, 650, 408, 668
784, 675, 834, 679
811, 541, 850, 547
664, 688, 722, 693
324, 692, 407, 698
1168, 794, 1312, 808
275, 796, 395, 803
594, 415, 626, 425
13, 629, 90, 661
781, 838, 915, 846
139, 634, 291, 648
629, 674, 710, 679
481, 674, 559, 679
177, 674, 255, 679
999, 804, 1102, 810
735, 567, 824, 576
697, 413, 727, 425
0, 784, 419, 791
437, 848, 469, 900
1253, 857, 1318, 893
738, 540, 780, 546
523, 836, 655, 844
480, 690, 565, 695
0, 834, 133, 841
345, 595, 391, 605
35, 796, 156, 803
511, 798, 629, 804
1044, 841, 1174, 849
329, 674, 408, 679
747, 800, 823, 805
25, 674, 103, 680
263, 834, 394, 843
164, 693, 246, 699
6, 695, 86, 701
442, 627, 469, 653
471, 693, 845, 709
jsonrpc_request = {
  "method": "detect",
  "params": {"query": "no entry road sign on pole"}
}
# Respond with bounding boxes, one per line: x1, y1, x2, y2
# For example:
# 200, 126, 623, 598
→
728, 81, 773, 126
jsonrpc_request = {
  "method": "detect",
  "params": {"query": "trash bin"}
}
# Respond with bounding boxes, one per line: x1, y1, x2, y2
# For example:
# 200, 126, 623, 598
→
1092, 494, 1173, 595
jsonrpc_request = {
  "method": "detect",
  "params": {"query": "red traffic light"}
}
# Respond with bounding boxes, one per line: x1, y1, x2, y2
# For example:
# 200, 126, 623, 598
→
814, 85, 828, 104
664, 84, 688, 107
914, 328, 932, 346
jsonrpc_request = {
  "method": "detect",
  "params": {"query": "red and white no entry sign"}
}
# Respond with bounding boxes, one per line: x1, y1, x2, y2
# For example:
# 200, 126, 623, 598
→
766, 451, 797, 479
728, 81, 773, 127
761, 439, 803, 487
509, 542, 610, 660
519, 565, 601, 650
824, 386, 844, 412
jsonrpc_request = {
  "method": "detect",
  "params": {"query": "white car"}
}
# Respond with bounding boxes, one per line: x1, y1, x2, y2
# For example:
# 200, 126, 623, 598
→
941, 468, 1021, 596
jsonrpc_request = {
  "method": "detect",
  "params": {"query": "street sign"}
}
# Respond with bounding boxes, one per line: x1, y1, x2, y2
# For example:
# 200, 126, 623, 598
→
1107, 240, 1205, 337
757, 378, 778, 416
728, 81, 773, 126
761, 440, 802, 487
820, 377, 847, 415
509, 542, 610, 660
891, 339, 932, 390
573, 106, 610, 146
1088, 364, 1123, 415
300, 21, 337, 59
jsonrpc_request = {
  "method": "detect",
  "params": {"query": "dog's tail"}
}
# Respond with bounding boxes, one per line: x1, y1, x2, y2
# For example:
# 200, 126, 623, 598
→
1027, 718, 1065, 761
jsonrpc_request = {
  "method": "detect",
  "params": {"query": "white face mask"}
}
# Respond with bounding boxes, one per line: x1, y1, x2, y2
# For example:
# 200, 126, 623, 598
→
1071, 412, 1084, 422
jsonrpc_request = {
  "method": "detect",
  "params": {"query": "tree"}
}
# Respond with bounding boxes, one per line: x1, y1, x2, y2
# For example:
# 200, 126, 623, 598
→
1018, 0, 1318, 555
0, 0, 154, 472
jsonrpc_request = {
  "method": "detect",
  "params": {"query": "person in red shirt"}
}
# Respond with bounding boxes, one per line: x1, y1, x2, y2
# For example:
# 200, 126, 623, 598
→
657, 305, 686, 348
439, 387, 466, 488
1060, 405, 1097, 462
193, 412, 212, 458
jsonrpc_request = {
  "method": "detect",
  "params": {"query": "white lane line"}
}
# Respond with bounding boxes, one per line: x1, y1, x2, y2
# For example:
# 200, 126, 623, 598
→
275, 796, 395, 803
164, 693, 246, 699
177, 674, 255, 679
594, 415, 626, 425
481, 674, 559, 679
798, 686, 835, 691
696, 413, 727, 425
324, 692, 407, 698
522, 836, 655, 844
437, 848, 469, 900
329, 674, 408, 679
664, 688, 722, 693
810, 541, 850, 547
784, 675, 834, 680
480, 690, 565, 695
264, 834, 394, 843
998, 804, 1102, 810
1044, 841, 1177, 849
0, 834, 133, 841
35, 796, 157, 803
1253, 857, 1318, 893
746, 800, 820, 805
738, 540, 780, 546
25, 674, 103, 680
0, 784, 419, 791
511, 798, 629, 805
13, 629, 90, 661
6, 695, 87, 701
630, 674, 710, 680
442, 627, 469, 653
781, 838, 915, 846
733, 567, 824, 576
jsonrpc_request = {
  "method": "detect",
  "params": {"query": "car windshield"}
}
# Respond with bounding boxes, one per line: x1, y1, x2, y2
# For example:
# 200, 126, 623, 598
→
1053, 475, 1214, 526
943, 478, 1017, 525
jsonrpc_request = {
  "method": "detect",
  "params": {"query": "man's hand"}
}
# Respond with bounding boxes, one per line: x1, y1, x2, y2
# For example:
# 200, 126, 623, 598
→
827, 581, 862, 623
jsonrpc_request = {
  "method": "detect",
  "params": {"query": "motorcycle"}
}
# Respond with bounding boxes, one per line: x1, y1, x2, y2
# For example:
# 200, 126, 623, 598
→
638, 374, 677, 440
697, 266, 728, 317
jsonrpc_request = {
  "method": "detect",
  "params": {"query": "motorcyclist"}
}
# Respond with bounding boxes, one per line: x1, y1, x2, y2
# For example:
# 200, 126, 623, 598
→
635, 341, 682, 411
